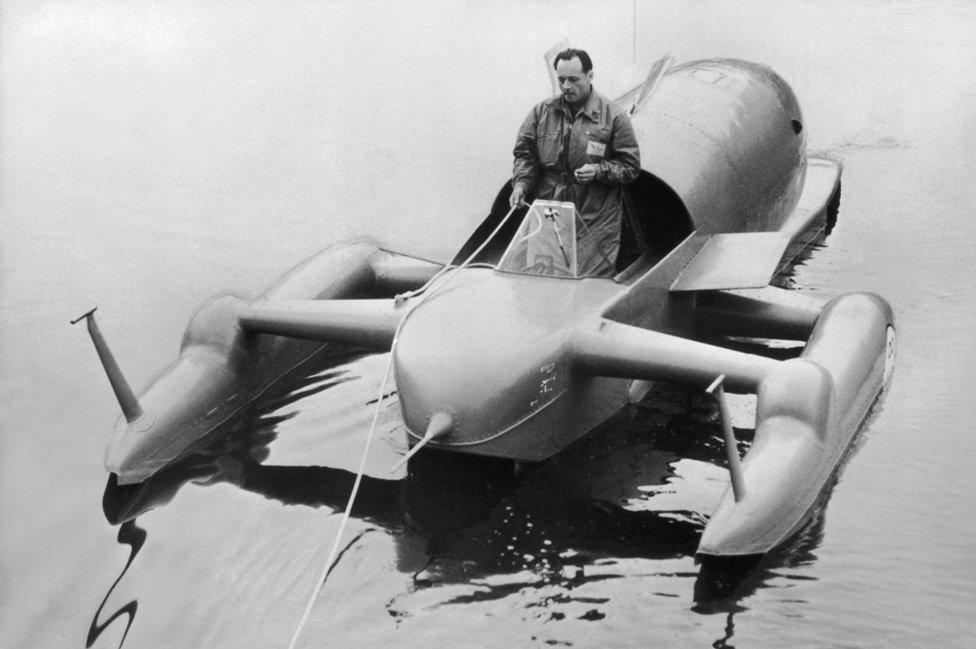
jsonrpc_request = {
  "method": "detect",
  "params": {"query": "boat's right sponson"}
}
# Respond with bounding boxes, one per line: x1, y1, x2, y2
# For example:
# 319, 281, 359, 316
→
698, 292, 894, 556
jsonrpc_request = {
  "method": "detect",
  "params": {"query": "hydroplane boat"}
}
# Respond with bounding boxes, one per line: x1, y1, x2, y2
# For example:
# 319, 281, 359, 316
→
76, 56, 894, 558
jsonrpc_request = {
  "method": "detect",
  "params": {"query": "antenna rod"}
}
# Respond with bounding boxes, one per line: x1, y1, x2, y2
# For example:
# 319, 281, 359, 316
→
71, 308, 143, 422
633, 0, 637, 64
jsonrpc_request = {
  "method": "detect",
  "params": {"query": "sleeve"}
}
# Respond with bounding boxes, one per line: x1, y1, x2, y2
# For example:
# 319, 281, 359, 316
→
596, 110, 641, 186
512, 105, 541, 195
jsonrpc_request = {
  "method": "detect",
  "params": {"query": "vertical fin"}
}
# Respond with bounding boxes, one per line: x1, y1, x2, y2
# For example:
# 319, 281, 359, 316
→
631, 53, 674, 114
543, 39, 570, 97
71, 308, 143, 423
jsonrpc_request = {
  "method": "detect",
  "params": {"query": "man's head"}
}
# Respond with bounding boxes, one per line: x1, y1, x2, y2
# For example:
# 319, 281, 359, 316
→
553, 48, 593, 107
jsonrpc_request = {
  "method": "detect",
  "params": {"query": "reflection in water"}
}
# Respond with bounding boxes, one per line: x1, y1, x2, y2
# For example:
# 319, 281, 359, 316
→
691, 413, 880, 648
693, 508, 826, 609
711, 612, 738, 649
86, 521, 146, 648
687, 501, 827, 649
99, 359, 726, 603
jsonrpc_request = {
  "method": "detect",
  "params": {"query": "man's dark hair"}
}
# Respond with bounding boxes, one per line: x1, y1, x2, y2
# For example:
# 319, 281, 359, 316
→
553, 48, 593, 72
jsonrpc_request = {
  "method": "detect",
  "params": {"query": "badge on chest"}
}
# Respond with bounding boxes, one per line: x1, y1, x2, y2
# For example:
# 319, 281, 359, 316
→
586, 140, 607, 157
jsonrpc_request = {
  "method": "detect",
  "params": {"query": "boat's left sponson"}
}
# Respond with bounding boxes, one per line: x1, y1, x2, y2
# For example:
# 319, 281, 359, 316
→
96, 239, 442, 484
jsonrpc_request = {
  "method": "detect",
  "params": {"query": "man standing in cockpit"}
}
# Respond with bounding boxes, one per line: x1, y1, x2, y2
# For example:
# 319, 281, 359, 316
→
510, 48, 641, 276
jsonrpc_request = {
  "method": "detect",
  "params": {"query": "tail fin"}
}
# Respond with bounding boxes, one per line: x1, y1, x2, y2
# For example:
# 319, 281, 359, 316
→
71, 308, 143, 422
631, 53, 674, 114
543, 39, 570, 97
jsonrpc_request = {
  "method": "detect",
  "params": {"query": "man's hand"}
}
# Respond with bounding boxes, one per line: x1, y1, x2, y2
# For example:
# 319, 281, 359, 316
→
510, 187, 527, 208
574, 164, 597, 184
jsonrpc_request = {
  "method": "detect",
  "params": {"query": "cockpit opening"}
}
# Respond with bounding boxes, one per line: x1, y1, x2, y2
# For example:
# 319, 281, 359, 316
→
452, 170, 694, 281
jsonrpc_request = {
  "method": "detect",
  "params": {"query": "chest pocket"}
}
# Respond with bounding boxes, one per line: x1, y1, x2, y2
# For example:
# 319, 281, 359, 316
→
583, 126, 611, 162
538, 123, 565, 166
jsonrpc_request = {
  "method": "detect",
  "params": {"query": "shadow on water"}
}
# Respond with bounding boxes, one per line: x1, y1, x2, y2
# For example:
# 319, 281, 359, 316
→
86, 521, 146, 648
100, 385, 716, 567
94, 314, 865, 644
95, 354, 724, 642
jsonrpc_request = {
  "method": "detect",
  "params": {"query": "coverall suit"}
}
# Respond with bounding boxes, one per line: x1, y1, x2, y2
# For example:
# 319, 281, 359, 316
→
512, 89, 641, 276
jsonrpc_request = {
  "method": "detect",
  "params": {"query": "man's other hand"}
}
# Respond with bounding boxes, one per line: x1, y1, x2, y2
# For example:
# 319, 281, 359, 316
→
574, 164, 597, 184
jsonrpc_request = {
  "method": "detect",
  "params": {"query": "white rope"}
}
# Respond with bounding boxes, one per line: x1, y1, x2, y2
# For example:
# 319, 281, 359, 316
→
285, 344, 397, 649
285, 202, 522, 648
395, 203, 521, 302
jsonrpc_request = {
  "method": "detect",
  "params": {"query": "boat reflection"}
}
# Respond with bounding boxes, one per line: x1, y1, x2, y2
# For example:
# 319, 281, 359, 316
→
693, 510, 825, 608
86, 520, 145, 648
98, 340, 846, 619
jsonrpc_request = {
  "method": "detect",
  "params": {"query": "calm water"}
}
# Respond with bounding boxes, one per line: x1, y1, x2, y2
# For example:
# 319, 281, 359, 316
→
2, 1, 975, 647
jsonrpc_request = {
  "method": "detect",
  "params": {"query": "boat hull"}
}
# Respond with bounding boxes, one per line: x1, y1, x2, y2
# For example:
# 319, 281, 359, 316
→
697, 292, 894, 556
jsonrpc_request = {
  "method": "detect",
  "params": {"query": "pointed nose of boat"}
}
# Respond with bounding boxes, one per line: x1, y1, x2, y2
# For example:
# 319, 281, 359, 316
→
104, 411, 166, 484
107, 294, 252, 484
697, 417, 818, 556
104, 349, 240, 485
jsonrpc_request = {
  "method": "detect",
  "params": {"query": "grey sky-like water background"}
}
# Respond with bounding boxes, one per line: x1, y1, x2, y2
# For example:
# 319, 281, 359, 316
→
2, 1, 975, 647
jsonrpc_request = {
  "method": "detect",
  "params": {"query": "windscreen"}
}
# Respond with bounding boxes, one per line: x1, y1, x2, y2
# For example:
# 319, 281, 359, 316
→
496, 200, 617, 278
496, 201, 576, 277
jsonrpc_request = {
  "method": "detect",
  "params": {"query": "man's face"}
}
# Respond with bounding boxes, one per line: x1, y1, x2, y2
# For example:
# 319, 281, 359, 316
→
555, 57, 593, 106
